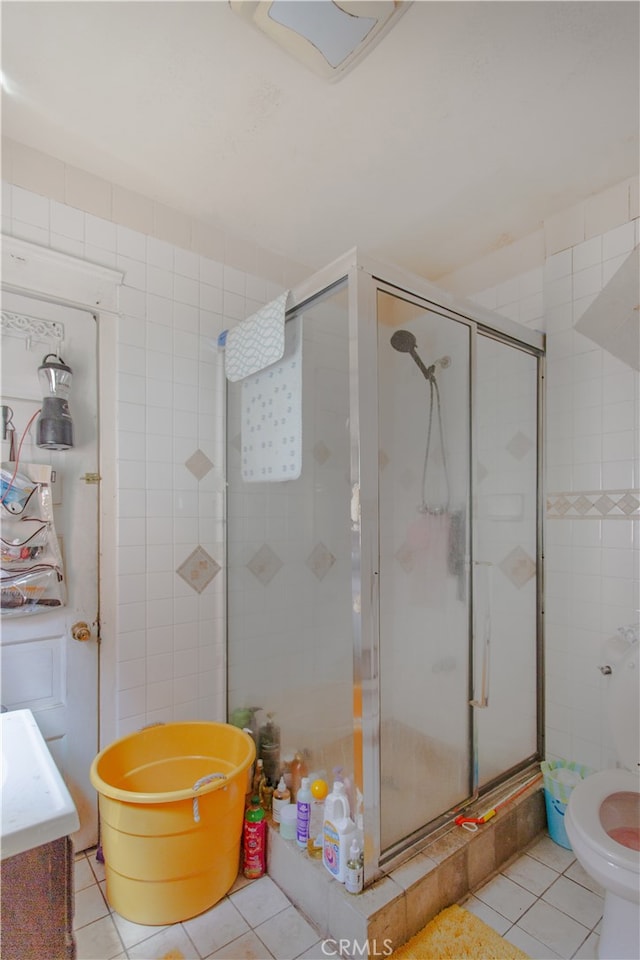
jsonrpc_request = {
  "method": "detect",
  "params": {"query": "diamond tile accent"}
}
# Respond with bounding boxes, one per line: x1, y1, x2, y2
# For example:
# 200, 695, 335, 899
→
506, 431, 533, 460
594, 494, 615, 515
177, 546, 221, 594
617, 492, 640, 515
547, 489, 640, 519
185, 448, 214, 481
313, 440, 331, 465
499, 546, 536, 589
573, 495, 593, 516
247, 544, 283, 585
306, 541, 336, 581
549, 495, 572, 516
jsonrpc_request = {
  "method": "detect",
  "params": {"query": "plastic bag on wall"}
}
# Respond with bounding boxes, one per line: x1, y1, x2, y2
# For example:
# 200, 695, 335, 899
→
0, 462, 65, 617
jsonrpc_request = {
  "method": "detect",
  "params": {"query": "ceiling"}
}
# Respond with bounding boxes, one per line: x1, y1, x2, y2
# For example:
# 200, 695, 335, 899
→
1, 1, 638, 283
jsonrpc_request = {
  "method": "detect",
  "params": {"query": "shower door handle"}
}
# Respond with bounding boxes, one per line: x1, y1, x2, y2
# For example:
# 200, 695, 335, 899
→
470, 561, 492, 709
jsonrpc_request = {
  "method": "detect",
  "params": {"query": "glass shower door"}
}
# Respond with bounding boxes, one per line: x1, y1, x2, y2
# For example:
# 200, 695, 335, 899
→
377, 289, 473, 851
474, 334, 540, 786
226, 282, 355, 797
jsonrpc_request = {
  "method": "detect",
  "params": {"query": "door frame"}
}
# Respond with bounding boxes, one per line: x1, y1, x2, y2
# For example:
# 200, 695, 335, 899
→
2, 235, 123, 751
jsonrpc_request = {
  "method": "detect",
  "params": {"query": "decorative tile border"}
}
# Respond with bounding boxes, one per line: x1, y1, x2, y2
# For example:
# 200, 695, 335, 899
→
547, 489, 640, 519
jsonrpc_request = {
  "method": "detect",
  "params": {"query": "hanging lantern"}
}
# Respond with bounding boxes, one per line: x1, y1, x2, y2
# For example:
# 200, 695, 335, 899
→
36, 354, 74, 450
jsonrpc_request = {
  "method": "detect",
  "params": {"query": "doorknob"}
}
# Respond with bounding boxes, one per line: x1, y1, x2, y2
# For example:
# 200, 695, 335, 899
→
72, 621, 91, 642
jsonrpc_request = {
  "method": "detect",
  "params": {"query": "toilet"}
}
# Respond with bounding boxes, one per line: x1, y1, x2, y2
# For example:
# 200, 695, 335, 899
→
565, 634, 640, 960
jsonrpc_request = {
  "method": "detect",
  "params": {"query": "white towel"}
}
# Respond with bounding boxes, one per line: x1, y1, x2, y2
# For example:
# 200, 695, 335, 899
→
241, 315, 302, 482
225, 290, 290, 382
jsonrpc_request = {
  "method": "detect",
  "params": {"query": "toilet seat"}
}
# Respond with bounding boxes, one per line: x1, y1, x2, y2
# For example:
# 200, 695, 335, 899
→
567, 769, 640, 873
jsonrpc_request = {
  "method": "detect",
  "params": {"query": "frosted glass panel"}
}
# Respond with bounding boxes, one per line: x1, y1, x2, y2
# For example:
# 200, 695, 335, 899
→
226, 284, 354, 790
377, 290, 472, 850
475, 336, 539, 784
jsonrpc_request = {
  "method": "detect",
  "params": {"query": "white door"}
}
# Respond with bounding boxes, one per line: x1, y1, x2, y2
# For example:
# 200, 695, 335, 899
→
1, 289, 99, 851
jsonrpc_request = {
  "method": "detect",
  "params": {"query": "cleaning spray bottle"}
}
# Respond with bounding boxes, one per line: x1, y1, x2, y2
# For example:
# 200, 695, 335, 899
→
322, 780, 356, 883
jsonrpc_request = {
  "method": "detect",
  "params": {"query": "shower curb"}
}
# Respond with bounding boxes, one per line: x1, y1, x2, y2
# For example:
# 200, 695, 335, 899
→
266, 776, 546, 955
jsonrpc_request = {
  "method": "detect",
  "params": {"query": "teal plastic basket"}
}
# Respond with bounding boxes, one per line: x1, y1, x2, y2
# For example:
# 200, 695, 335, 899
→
541, 759, 595, 849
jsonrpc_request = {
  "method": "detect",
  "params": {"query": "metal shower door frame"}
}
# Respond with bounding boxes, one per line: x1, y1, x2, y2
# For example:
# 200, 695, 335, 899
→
284, 249, 545, 884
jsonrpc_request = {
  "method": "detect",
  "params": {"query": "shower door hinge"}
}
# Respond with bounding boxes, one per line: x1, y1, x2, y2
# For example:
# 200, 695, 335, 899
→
82, 472, 101, 484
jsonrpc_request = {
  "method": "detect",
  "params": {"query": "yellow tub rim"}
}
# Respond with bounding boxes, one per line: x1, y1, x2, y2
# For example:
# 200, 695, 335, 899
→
89, 720, 255, 806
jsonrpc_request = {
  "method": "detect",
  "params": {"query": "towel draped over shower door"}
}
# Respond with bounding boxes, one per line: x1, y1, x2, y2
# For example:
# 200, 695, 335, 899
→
224, 290, 302, 482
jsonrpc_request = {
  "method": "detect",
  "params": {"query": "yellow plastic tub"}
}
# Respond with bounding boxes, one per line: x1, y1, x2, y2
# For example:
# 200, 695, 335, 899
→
89, 721, 255, 925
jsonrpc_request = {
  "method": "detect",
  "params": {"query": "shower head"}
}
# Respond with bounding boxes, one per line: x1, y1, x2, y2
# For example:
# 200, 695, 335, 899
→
390, 330, 417, 353
390, 329, 432, 381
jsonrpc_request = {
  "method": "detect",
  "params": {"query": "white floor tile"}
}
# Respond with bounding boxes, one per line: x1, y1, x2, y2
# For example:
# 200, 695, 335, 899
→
573, 929, 600, 959
527, 834, 576, 873
74, 883, 110, 929
90, 852, 106, 884
473, 873, 538, 922
230, 875, 292, 927
542, 876, 603, 929
503, 852, 559, 895
74, 855, 97, 892
183, 897, 251, 956
255, 904, 320, 960
565, 859, 604, 897
517, 899, 590, 958
73, 914, 126, 960
462, 895, 512, 935
126, 924, 199, 960
504, 923, 563, 960
295, 942, 327, 960
210, 929, 276, 959
110, 910, 169, 950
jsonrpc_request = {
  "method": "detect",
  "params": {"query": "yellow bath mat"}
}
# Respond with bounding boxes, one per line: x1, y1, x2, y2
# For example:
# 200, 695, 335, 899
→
391, 904, 530, 959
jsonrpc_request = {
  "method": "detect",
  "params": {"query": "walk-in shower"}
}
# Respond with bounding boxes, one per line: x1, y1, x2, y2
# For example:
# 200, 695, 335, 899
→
226, 250, 544, 883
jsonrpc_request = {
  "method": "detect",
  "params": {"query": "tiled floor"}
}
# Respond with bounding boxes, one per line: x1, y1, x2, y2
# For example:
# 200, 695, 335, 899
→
73, 833, 602, 960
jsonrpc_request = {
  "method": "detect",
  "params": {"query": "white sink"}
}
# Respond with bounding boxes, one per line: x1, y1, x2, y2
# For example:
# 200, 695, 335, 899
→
1, 708, 79, 859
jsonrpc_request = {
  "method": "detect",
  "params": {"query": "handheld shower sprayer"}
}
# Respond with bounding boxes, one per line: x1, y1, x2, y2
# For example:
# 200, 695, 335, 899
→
390, 329, 451, 513
390, 330, 450, 381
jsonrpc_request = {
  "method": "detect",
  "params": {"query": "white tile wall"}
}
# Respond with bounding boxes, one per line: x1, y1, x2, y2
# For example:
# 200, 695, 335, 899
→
1, 178, 294, 736
469, 200, 640, 773
3, 144, 638, 778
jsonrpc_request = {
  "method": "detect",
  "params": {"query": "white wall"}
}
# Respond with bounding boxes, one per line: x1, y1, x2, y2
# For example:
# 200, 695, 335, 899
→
456, 181, 640, 772
3, 140, 638, 770
1, 139, 306, 740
